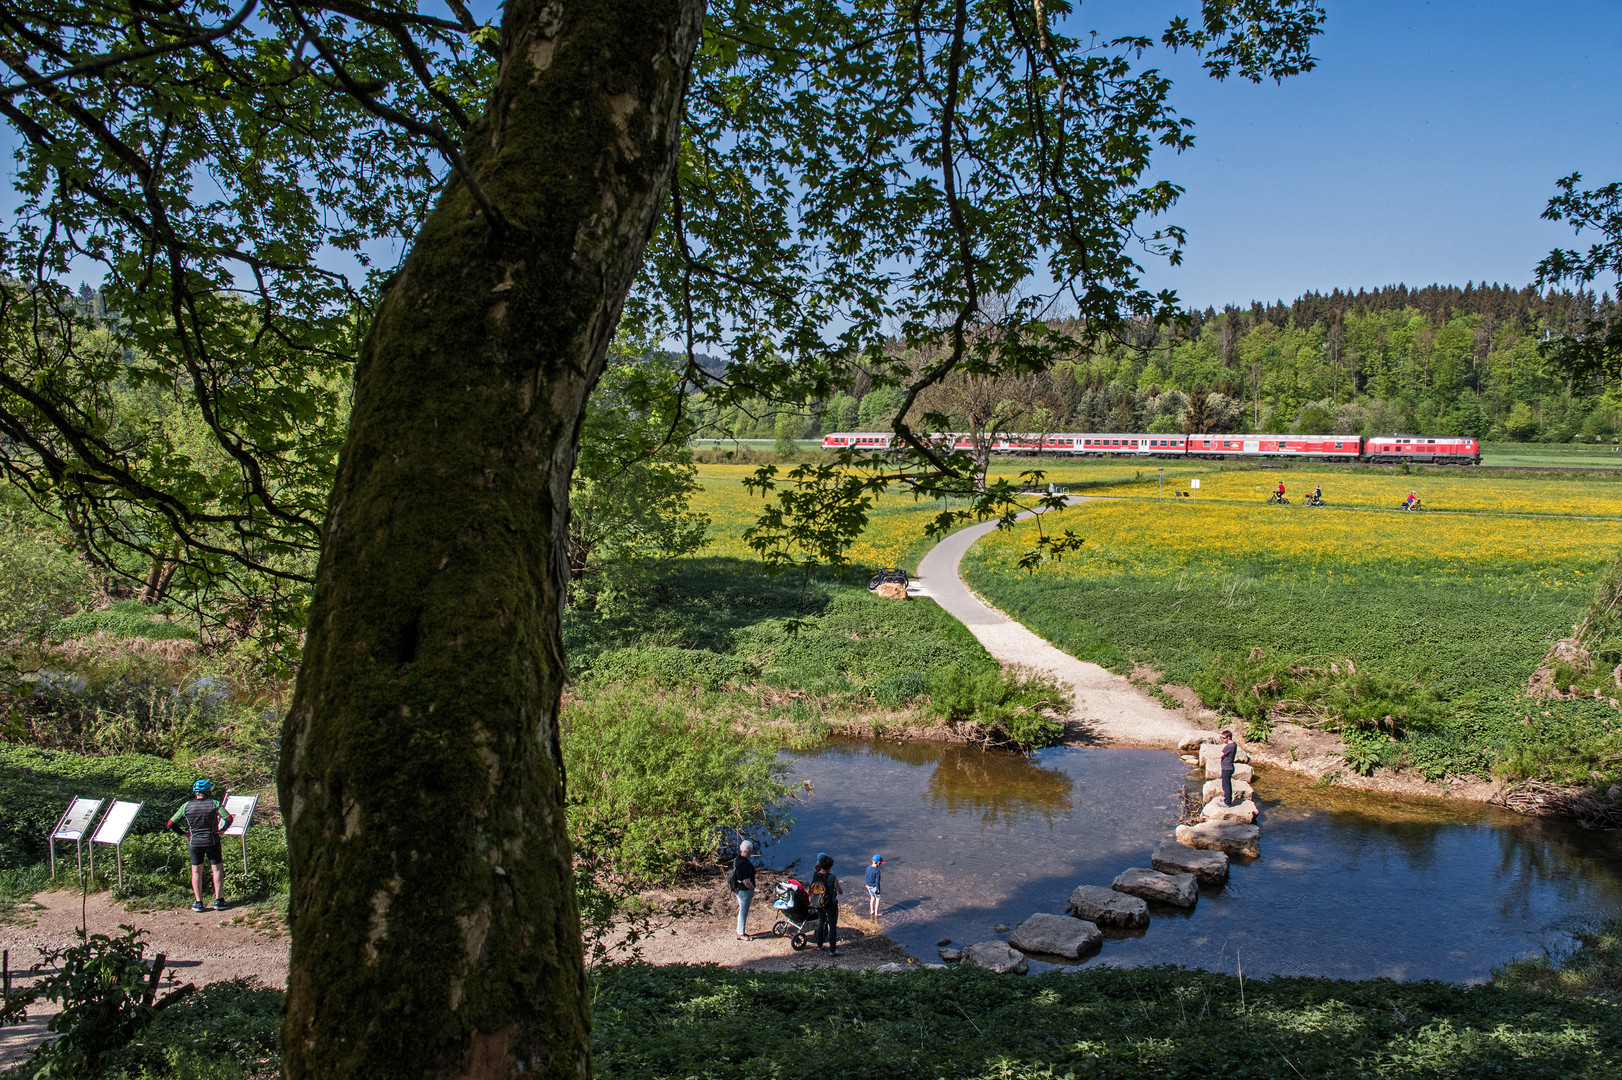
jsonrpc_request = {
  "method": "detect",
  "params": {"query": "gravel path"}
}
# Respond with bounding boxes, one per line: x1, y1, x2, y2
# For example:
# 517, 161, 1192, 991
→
0, 891, 288, 1069
915, 502, 1201, 749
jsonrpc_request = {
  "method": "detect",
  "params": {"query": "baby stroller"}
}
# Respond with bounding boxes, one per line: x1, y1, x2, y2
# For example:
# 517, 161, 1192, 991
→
770, 879, 812, 949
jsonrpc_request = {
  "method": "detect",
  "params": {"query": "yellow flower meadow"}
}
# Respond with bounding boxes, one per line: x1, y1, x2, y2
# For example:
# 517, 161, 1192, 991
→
690, 464, 949, 566
967, 498, 1620, 588
1012, 459, 1622, 517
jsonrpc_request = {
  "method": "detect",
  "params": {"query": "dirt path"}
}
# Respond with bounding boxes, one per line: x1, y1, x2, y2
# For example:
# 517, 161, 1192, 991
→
618, 870, 922, 973
915, 503, 1204, 749
0, 892, 289, 1069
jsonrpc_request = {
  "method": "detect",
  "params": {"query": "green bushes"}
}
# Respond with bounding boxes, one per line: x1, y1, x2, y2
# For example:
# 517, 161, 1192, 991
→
0, 745, 288, 904
926, 666, 1068, 749
7, 651, 279, 769
562, 684, 794, 883
0, 746, 195, 869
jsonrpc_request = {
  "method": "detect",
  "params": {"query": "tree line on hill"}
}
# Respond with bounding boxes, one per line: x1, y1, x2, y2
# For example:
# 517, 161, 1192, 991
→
696, 282, 1621, 443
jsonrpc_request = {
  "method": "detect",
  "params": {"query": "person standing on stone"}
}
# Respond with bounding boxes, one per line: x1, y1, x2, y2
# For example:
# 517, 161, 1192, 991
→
864, 854, 883, 920
1219, 730, 1238, 806
728, 839, 758, 940
809, 854, 842, 955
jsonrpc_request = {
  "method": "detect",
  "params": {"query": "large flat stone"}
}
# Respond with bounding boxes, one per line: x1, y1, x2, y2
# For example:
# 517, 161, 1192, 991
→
1112, 867, 1198, 909
962, 940, 1028, 974
1008, 912, 1102, 959
1178, 731, 1222, 750
1151, 840, 1229, 885
1204, 759, 1256, 782
1176, 821, 1260, 858
1201, 797, 1258, 824
1201, 777, 1254, 803
1066, 884, 1149, 929
1200, 742, 1251, 767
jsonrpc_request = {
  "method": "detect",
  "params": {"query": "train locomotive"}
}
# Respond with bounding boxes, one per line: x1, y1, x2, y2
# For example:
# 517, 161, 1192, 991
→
819, 431, 1480, 465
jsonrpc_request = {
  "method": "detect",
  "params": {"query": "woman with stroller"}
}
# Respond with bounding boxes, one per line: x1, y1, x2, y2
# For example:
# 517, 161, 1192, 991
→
809, 853, 843, 955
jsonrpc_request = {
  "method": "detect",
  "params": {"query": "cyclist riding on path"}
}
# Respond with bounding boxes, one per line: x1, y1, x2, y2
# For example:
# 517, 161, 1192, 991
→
1312, 484, 1322, 501
1403, 490, 1418, 510
1275, 480, 1286, 500
167, 779, 234, 911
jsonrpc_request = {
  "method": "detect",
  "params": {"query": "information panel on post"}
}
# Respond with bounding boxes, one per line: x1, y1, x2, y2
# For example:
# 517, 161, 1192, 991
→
221, 794, 258, 875
49, 796, 105, 879
90, 800, 144, 888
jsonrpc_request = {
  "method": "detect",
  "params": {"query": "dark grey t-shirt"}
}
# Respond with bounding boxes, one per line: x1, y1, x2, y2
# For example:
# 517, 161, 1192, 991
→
1219, 741, 1237, 775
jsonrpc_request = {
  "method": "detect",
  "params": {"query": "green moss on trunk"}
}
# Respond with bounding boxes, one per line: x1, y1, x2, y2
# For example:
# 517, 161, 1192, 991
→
277, 2, 704, 1077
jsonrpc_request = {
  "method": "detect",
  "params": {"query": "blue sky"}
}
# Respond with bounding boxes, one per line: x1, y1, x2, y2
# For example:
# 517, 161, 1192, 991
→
1078, 0, 1622, 309
5, 2, 1616, 314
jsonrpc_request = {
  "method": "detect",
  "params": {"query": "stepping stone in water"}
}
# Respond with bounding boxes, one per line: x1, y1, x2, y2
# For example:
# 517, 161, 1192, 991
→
1201, 777, 1254, 803
962, 941, 1028, 975
1199, 742, 1251, 768
1176, 821, 1261, 858
1009, 912, 1102, 959
1112, 867, 1198, 909
1178, 731, 1222, 750
1066, 885, 1150, 929
938, 948, 964, 963
1201, 797, 1258, 824
1204, 760, 1256, 782
1151, 840, 1230, 886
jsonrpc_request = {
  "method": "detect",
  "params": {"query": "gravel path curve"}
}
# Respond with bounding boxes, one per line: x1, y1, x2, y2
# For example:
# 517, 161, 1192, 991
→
914, 502, 1201, 749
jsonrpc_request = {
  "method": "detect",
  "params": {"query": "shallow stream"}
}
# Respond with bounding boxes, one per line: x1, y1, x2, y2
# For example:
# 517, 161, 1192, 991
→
758, 739, 1622, 981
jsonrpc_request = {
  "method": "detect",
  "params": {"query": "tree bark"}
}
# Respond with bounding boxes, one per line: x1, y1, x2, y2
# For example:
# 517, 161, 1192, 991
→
277, 2, 703, 1077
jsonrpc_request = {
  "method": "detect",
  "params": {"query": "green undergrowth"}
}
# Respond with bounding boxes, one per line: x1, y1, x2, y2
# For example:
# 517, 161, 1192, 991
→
965, 559, 1622, 784
14, 962, 1620, 1079
566, 558, 1065, 750
599, 965, 1622, 1079
54, 600, 199, 642
0, 746, 288, 911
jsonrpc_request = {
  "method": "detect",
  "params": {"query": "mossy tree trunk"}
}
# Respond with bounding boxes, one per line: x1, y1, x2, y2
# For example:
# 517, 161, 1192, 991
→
277, 2, 703, 1076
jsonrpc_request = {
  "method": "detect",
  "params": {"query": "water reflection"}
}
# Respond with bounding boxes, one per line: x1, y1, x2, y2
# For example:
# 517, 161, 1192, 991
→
793, 739, 1076, 826
764, 740, 1622, 982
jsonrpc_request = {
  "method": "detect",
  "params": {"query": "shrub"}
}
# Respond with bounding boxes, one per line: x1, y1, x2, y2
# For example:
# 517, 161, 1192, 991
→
926, 666, 1067, 750
562, 685, 793, 882
0, 504, 95, 645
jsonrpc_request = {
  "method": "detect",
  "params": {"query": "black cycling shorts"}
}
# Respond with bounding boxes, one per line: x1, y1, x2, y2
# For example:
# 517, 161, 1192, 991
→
189, 841, 223, 866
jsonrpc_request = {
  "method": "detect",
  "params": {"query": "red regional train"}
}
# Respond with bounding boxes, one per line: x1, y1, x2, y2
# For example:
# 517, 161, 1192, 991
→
819, 431, 1481, 464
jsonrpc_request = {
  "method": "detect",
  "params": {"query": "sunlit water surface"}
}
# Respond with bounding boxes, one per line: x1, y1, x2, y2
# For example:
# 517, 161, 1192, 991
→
758, 739, 1622, 981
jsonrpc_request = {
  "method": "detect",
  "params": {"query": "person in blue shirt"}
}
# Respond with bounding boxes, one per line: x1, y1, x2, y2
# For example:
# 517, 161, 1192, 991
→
864, 854, 883, 921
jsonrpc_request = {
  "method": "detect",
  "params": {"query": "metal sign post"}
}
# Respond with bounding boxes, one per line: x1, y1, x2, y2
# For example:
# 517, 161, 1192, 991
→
221, 795, 259, 877
1190, 477, 1201, 500
90, 801, 144, 889
1158, 468, 1164, 500
48, 797, 104, 880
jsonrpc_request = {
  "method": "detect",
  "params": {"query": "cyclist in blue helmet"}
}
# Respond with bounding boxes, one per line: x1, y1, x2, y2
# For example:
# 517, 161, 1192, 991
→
167, 778, 234, 911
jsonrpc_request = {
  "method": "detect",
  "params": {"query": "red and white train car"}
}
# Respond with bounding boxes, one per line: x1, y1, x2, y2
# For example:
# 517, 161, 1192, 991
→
821, 431, 898, 451
1185, 435, 1363, 461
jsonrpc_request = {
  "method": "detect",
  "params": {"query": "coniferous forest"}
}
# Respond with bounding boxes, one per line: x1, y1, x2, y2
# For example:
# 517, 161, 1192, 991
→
699, 283, 1622, 443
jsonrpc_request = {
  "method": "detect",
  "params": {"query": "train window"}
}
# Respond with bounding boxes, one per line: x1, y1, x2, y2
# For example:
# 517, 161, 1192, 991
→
1334, 442, 1343, 449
